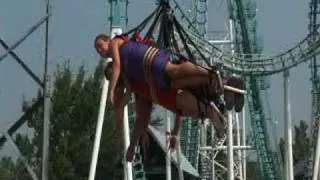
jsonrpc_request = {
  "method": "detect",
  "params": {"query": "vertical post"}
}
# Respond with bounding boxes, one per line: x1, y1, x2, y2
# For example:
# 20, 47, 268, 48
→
166, 110, 172, 180
201, 120, 207, 180
88, 66, 109, 180
42, 0, 51, 179
211, 125, 216, 180
42, 75, 51, 180
242, 106, 246, 180
89, 0, 129, 179
177, 134, 184, 180
283, 70, 294, 180
110, 1, 132, 179
236, 113, 243, 179
123, 105, 133, 180
312, 120, 320, 180
227, 0, 235, 179
227, 111, 234, 180
88, 28, 125, 180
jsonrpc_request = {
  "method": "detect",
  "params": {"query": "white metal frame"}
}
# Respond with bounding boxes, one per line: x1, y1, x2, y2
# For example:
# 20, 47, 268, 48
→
201, 1, 249, 178
88, 27, 133, 180
283, 70, 294, 180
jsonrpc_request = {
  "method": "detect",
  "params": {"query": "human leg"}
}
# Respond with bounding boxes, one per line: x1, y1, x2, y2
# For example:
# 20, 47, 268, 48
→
126, 95, 152, 162
170, 75, 223, 99
175, 90, 225, 137
170, 75, 212, 89
165, 61, 210, 80
172, 75, 246, 113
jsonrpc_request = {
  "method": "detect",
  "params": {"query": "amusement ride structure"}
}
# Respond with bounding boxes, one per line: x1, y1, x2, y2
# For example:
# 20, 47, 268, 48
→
2, 0, 320, 180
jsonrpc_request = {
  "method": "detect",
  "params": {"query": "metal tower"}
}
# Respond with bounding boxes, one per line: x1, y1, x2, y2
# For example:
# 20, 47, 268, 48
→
232, 0, 282, 179
305, 0, 320, 179
110, 1, 146, 180
182, 0, 249, 179
0, 1, 52, 180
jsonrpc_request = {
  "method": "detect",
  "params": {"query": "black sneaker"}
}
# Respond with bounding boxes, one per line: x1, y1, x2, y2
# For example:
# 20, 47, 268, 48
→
224, 77, 235, 111
233, 77, 245, 112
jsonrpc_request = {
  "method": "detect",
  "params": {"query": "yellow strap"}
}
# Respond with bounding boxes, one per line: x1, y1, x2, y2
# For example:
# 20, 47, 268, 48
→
142, 47, 159, 103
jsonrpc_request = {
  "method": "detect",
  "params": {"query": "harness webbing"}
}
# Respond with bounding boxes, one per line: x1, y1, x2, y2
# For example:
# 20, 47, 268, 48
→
118, 3, 226, 112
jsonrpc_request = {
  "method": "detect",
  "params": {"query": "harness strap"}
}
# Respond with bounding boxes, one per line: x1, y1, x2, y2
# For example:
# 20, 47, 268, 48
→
142, 46, 160, 103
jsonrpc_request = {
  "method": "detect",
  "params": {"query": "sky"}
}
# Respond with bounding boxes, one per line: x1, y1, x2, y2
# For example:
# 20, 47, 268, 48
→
0, 0, 311, 159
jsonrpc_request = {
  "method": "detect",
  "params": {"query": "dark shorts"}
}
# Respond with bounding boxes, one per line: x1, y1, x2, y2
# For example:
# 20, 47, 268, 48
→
130, 80, 179, 114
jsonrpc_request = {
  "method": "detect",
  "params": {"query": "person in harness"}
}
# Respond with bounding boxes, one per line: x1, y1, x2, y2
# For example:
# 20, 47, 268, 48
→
103, 61, 225, 161
103, 60, 245, 162
94, 33, 243, 109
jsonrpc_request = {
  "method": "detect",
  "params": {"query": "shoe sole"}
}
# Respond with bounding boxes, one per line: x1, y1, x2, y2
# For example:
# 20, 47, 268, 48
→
233, 77, 245, 112
224, 77, 245, 112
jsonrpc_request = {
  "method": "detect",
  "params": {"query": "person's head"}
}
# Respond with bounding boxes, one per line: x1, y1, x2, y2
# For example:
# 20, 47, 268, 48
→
94, 34, 111, 58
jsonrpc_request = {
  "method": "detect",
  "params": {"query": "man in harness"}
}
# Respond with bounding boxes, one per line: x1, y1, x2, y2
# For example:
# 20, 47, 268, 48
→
95, 33, 245, 161
104, 61, 228, 161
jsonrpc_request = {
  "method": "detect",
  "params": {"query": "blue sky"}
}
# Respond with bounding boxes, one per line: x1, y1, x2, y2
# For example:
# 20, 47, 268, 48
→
0, 0, 311, 157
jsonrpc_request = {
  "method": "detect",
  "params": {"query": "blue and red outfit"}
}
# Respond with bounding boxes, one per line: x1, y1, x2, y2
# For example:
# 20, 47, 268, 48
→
115, 35, 171, 89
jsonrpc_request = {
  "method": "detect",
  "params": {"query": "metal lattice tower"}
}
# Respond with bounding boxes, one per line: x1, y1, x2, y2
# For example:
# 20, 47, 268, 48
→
232, 0, 282, 179
0, 1, 52, 180
305, 0, 320, 178
109, 1, 145, 180
166, 0, 320, 178
179, 0, 250, 179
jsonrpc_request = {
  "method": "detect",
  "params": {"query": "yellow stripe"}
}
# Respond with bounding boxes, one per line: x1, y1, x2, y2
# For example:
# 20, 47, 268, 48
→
145, 48, 158, 76
143, 47, 158, 77
142, 46, 160, 103
142, 47, 153, 77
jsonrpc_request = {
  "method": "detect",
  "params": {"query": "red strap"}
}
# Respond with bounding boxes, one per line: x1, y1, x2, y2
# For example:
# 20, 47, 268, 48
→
133, 33, 144, 41
133, 33, 158, 47
114, 34, 129, 42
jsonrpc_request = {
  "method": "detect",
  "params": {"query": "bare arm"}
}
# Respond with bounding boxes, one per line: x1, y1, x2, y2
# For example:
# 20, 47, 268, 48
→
114, 86, 125, 150
118, 74, 132, 108
109, 39, 122, 105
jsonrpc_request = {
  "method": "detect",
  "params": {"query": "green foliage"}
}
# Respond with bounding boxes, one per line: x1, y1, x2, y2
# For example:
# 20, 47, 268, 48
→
278, 120, 311, 178
293, 120, 310, 163
279, 120, 311, 165
0, 60, 121, 179
0, 157, 15, 180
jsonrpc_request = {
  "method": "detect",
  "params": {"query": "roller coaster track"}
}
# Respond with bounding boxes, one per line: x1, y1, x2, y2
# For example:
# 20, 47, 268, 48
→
304, 0, 320, 179
183, 27, 320, 76
232, 0, 281, 179
168, 1, 320, 179
169, 0, 320, 77
165, 1, 320, 179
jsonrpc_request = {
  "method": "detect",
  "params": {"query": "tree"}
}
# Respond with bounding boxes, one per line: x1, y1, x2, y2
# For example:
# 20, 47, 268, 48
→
293, 120, 310, 164
0, 157, 15, 180
278, 120, 311, 178
1, 60, 121, 179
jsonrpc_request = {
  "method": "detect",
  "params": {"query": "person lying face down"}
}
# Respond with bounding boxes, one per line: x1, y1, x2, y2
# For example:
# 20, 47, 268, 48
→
94, 33, 230, 109
104, 61, 225, 162
97, 32, 245, 161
